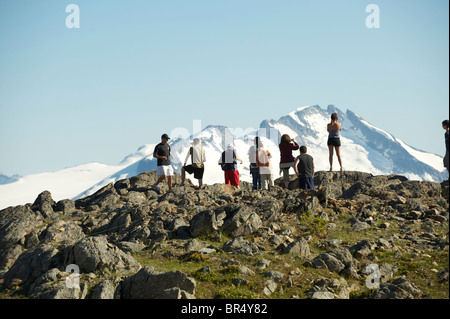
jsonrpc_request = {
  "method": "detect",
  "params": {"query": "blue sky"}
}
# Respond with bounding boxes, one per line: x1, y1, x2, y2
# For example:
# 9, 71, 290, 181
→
0, 0, 448, 176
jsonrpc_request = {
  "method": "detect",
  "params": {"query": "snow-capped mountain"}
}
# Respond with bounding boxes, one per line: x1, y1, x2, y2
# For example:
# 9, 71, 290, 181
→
0, 173, 20, 185
0, 105, 446, 210
260, 105, 446, 181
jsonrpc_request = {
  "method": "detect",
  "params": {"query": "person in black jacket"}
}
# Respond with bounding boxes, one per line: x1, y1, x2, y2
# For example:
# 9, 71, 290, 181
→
443, 120, 449, 177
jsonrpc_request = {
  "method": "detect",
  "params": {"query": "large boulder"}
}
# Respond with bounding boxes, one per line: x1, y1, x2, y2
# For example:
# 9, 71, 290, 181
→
371, 278, 423, 299
3, 245, 61, 291
31, 191, 57, 219
72, 236, 141, 274
75, 183, 121, 211
120, 266, 196, 299
221, 205, 262, 238
311, 247, 357, 274
189, 210, 219, 238
0, 205, 43, 270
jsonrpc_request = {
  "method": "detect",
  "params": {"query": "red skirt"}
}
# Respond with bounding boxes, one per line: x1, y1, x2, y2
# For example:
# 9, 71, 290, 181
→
224, 170, 240, 186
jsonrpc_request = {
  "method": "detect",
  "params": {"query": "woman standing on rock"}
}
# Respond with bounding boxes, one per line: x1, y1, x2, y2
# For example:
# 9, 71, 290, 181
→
327, 113, 343, 172
443, 120, 449, 177
279, 134, 299, 188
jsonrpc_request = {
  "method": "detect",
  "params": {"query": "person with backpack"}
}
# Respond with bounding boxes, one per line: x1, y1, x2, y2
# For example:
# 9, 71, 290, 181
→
181, 138, 206, 187
248, 137, 262, 190
327, 113, 343, 172
443, 120, 449, 176
256, 140, 273, 191
293, 146, 315, 190
218, 144, 243, 188
279, 134, 300, 189
152, 133, 175, 193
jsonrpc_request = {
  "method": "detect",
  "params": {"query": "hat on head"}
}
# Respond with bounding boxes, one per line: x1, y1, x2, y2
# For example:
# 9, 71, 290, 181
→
227, 144, 234, 149
161, 134, 170, 140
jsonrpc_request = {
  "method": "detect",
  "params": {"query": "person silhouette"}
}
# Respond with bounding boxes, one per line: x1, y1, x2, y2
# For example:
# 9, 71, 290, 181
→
327, 113, 343, 172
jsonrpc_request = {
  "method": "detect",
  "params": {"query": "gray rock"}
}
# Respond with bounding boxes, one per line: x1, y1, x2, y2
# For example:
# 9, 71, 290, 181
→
184, 238, 204, 252
116, 241, 146, 253
371, 278, 423, 299
310, 291, 335, 299
312, 253, 345, 273
41, 220, 84, 246
283, 238, 311, 259
263, 270, 284, 283
268, 235, 284, 247
154, 287, 196, 299
29, 268, 87, 299
55, 199, 77, 214
3, 245, 61, 290
92, 280, 116, 299
189, 210, 220, 237
0, 244, 22, 271
222, 206, 262, 238
256, 259, 271, 270
31, 191, 57, 219
311, 247, 356, 273
222, 237, 260, 256
72, 236, 141, 273
76, 183, 120, 211
351, 220, 370, 231
263, 280, 277, 296
120, 266, 196, 299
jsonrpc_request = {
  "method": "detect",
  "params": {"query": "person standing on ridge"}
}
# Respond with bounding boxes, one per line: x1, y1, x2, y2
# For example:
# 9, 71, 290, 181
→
294, 146, 315, 190
181, 138, 206, 188
279, 134, 299, 189
152, 134, 174, 193
256, 140, 273, 191
443, 120, 449, 177
327, 113, 343, 172
219, 144, 243, 189
248, 137, 262, 190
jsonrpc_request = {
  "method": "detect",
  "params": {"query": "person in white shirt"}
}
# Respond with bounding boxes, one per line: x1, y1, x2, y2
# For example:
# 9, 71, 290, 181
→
181, 138, 206, 187
256, 141, 273, 191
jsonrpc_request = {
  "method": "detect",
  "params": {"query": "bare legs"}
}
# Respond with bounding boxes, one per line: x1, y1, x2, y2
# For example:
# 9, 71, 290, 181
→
328, 146, 343, 171
155, 175, 172, 190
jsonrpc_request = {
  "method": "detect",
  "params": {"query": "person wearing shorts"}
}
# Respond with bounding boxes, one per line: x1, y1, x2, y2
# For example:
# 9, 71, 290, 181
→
218, 144, 243, 188
181, 138, 206, 187
152, 133, 174, 193
294, 146, 315, 190
327, 113, 343, 172
443, 120, 449, 177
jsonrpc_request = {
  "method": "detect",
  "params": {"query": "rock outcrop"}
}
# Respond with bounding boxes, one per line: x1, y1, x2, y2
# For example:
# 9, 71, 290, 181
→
0, 171, 448, 299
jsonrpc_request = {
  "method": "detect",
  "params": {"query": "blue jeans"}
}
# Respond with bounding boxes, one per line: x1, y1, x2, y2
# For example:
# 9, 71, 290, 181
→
298, 176, 314, 190
250, 166, 262, 190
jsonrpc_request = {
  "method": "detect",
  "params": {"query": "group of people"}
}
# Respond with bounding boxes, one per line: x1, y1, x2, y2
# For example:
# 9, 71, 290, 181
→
150, 113, 346, 193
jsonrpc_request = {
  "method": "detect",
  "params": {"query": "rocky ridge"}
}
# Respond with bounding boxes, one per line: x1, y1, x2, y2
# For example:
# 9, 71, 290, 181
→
0, 171, 448, 299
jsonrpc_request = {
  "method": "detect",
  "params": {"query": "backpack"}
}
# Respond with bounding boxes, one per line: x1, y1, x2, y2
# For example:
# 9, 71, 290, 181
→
221, 150, 237, 171
190, 146, 204, 169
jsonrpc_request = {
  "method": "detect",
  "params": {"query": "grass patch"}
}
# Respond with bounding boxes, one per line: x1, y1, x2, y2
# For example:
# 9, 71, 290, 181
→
214, 287, 259, 299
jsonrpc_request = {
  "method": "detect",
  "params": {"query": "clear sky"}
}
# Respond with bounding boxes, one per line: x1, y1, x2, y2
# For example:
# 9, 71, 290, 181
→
0, 0, 448, 176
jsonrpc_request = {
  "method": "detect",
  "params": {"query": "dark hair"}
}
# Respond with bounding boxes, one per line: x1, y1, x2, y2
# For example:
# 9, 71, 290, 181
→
300, 146, 307, 153
280, 134, 291, 144
443, 120, 449, 128
331, 113, 338, 122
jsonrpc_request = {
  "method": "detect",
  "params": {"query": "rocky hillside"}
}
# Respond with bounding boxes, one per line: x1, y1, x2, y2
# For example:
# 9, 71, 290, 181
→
0, 171, 448, 299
